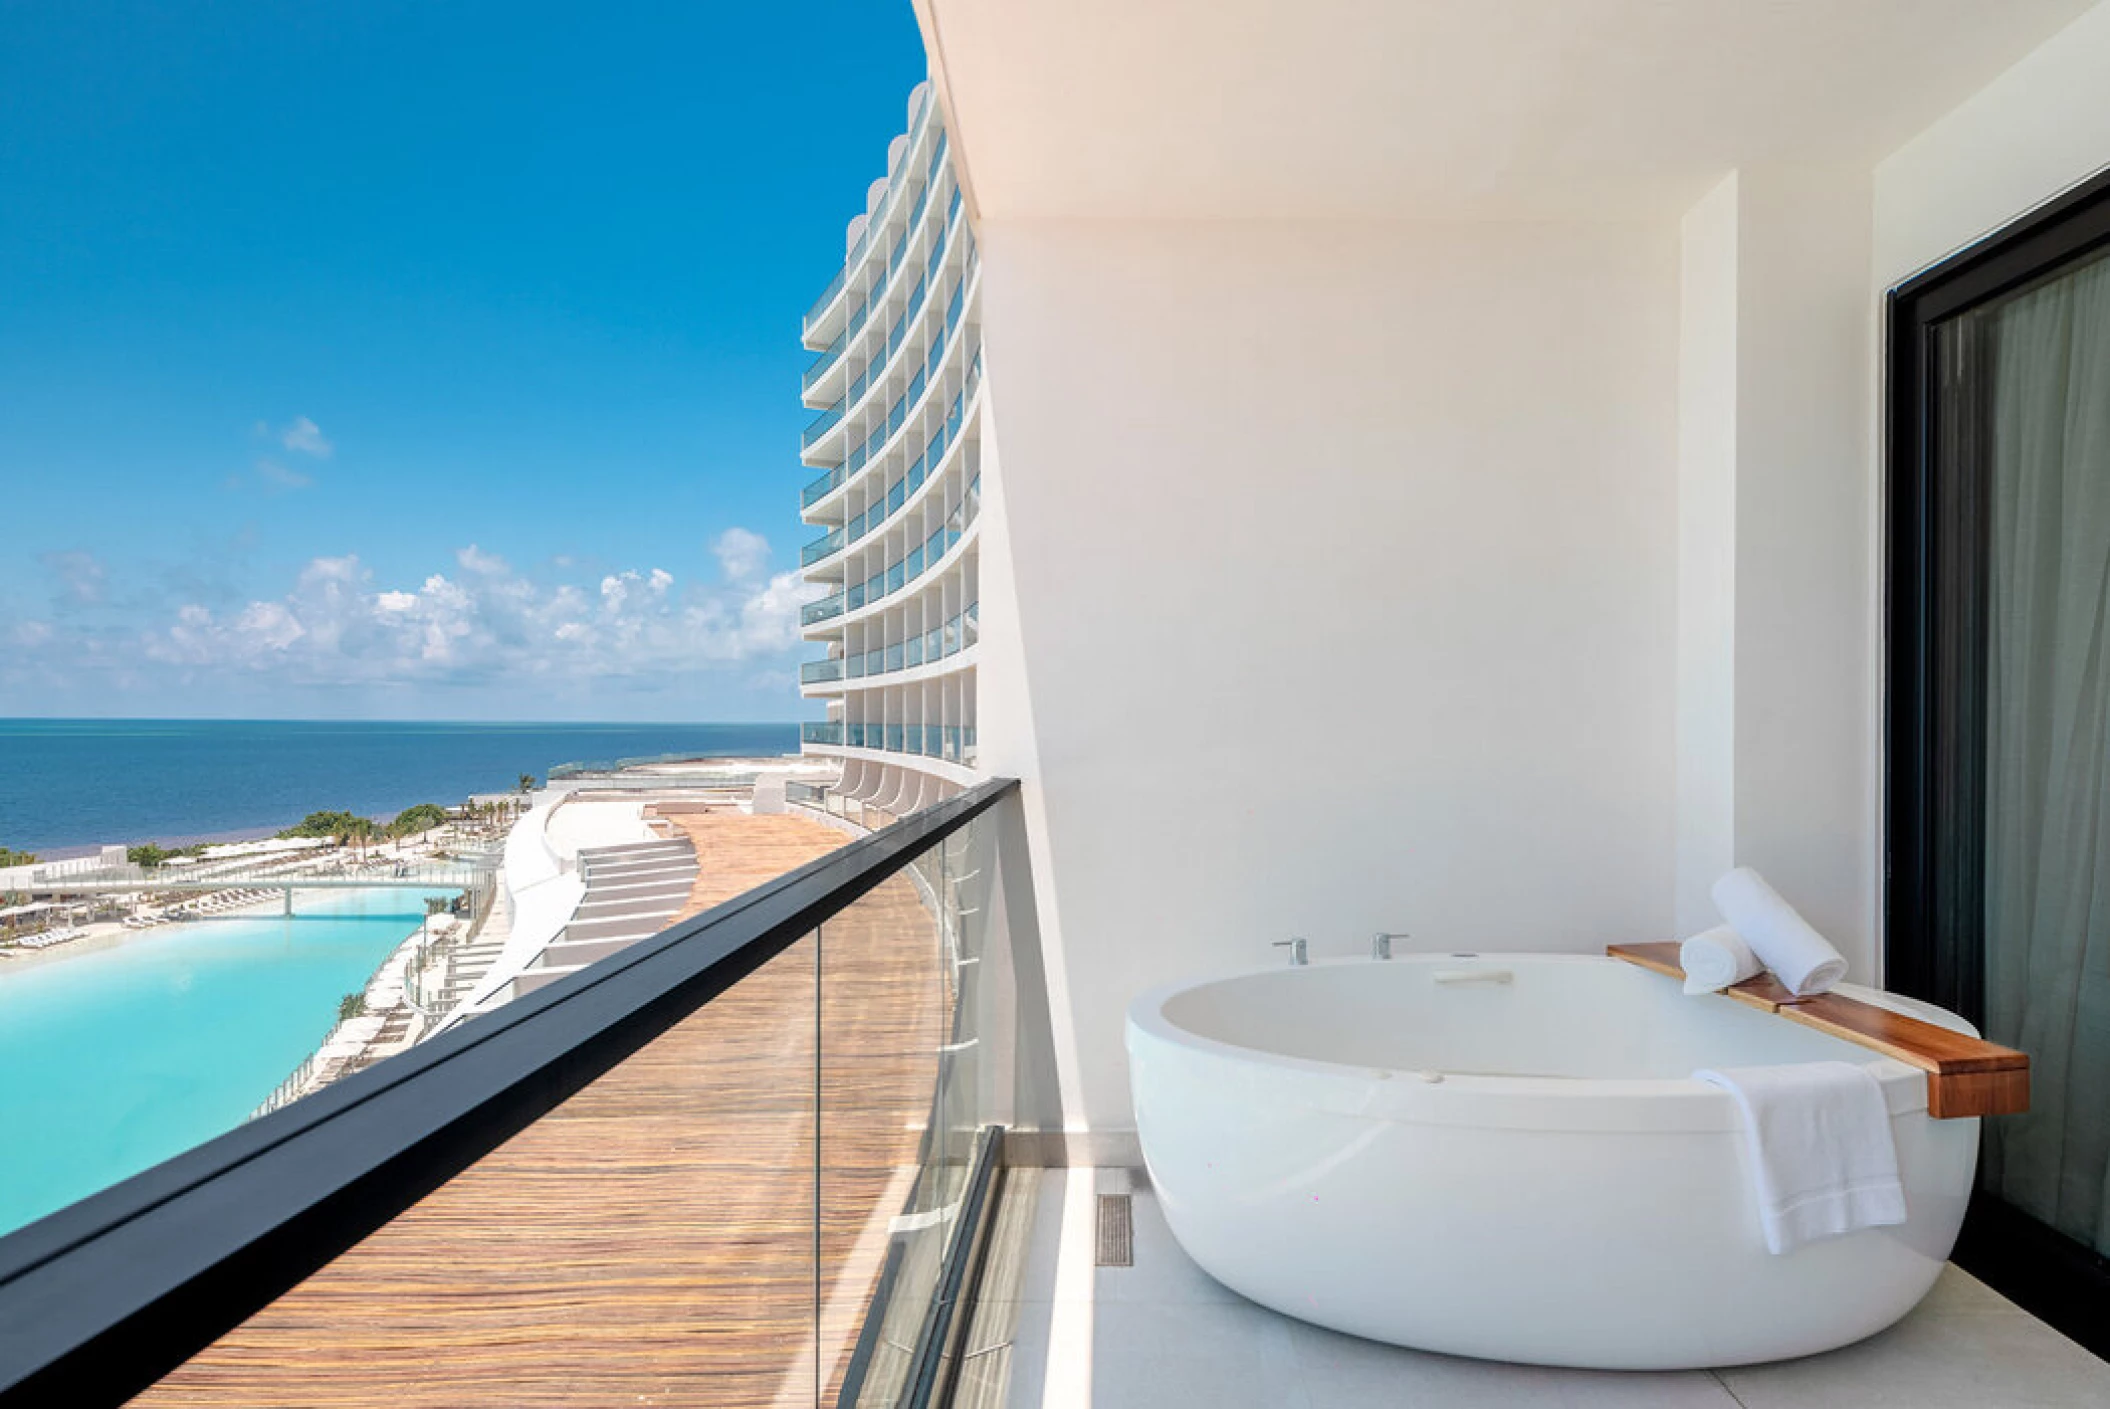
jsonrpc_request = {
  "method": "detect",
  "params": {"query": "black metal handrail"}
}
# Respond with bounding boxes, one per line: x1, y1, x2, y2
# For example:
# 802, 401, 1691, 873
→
0, 778, 1020, 1407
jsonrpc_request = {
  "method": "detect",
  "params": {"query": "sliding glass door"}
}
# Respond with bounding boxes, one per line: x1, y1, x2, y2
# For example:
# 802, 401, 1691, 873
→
1890, 172, 2110, 1353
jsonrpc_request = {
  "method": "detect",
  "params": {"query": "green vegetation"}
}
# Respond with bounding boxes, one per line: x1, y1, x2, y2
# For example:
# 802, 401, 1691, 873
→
127, 842, 207, 869
337, 991, 367, 1021
0, 846, 36, 867
517, 772, 536, 794
278, 810, 372, 841
388, 802, 449, 838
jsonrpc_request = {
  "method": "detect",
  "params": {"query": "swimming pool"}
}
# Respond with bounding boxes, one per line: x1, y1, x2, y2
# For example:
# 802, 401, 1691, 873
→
0, 888, 452, 1237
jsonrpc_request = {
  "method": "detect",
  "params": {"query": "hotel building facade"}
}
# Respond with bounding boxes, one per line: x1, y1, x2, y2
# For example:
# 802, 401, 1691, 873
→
796, 80, 985, 822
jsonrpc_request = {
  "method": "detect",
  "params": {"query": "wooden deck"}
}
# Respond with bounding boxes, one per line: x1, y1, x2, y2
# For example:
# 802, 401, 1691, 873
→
139, 812, 947, 1408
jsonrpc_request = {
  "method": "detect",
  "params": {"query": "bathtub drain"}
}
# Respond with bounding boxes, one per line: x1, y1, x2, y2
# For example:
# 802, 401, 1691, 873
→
1096, 1194, 1134, 1267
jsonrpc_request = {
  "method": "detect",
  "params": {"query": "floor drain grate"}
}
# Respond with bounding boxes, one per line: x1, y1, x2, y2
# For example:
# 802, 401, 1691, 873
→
1096, 1193, 1133, 1267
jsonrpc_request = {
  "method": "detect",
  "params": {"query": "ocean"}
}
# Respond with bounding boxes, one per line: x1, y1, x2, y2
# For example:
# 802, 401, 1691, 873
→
0, 718, 800, 855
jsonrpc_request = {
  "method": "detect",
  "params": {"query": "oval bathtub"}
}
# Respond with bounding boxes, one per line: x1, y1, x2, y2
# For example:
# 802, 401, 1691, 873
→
1125, 954, 1979, 1370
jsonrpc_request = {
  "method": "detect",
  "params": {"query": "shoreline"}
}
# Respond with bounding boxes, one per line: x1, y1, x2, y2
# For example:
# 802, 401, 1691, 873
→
16, 744, 807, 860
0, 888, 362, 977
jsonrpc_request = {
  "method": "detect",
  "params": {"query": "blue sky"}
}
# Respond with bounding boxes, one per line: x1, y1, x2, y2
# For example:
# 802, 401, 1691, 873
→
0, 1, 926, 721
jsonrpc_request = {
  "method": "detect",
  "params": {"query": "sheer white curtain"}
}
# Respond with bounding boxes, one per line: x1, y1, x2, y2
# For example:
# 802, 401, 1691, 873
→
1982, 251, 2110, 1256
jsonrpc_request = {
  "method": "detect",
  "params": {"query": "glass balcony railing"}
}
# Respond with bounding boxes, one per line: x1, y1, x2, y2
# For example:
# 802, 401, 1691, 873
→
800, 593, 844, 627
0, 777, 1029, 1408
800, 720, 844, 746
802, 89, 936, 334
799, 659, 844, 685
800, 527, 844, 567
801, 468, 841, 508
801, 331, 845, 393
802, 399, 843, 450
838, 250, 976, 479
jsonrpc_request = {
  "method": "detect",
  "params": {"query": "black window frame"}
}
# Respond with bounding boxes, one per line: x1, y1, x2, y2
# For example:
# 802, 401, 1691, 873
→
1885, 163, 2110, 1359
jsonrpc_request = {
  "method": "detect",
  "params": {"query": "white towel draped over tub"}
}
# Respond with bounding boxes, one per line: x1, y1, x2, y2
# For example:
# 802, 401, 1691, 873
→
1695, 1062, 1907, 1255
1679, 925, 1763, 995
1710, 867, 1849, 997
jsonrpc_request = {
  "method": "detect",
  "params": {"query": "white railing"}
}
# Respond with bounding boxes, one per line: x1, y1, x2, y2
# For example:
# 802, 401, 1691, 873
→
250, 1046, 322, 1120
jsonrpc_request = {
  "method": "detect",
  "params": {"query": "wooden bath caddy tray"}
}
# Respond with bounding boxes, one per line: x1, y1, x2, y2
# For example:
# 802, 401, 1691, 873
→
1606, 942, 2029, 1120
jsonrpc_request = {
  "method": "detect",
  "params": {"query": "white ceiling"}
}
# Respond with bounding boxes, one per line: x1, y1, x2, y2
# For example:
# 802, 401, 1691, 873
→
917, 0, 2099, 221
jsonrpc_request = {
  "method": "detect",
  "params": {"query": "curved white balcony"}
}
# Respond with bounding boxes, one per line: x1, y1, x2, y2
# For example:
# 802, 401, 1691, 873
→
814, 489, 979, 640
801, 89, 944, 349
802, 304, 982, 526
798, 348, 982, 578
803, 168, 961, 412
801, 227, 977, 469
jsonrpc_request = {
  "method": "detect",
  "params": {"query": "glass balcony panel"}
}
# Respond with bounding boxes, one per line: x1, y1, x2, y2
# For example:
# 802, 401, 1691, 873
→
802, 401, 844, 450
887, 478, 905, 515
906, 546, 924, 579
887, 400, 905, 436
886, 563, 906, 594
801, 658, 845, 685
806, 267, 847, 330
802, 469, 841, 508
816, 830, 959, 1404
846, 654, 865, 680
885, 724, 904, 753
801, 528, 844, 567
803, 332, 846, 393
964, 602, 979, 647
846, 583, 865, 611
866, 572, 884, 601
908, 455, 926, 494
800, 594, 844, 627
884, 643, 905, 673
802, 720, 844, 746
906, 635, 924, 668
146, 935, 825, 1402
848, 511, 867, 542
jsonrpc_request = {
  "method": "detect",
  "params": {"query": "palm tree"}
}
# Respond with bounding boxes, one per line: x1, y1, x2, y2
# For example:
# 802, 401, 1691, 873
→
517, 772, 535, 796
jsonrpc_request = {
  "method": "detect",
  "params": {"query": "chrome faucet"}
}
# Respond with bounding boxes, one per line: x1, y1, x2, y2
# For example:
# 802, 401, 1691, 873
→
1273, 937, 1309, 967
1373, 931, 1411, 960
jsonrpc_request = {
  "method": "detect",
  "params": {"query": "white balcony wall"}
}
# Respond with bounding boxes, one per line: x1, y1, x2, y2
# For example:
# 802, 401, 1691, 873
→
1874, 1, 2110, 286
929, 0, 2110, 1133
1671, 165, 1879, 968
975, 220, 1680, 1127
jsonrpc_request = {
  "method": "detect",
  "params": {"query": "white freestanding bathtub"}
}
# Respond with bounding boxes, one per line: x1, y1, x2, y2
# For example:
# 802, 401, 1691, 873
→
1126, 954, 1979, 1370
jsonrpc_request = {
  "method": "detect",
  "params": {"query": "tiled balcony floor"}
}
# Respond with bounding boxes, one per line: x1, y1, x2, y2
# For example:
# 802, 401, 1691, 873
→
959, 1168, 2110, 1409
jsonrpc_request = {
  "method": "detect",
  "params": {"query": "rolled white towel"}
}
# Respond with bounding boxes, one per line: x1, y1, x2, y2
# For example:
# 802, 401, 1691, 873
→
1711, 867, 1848, 997
1679, 924, 1763, 995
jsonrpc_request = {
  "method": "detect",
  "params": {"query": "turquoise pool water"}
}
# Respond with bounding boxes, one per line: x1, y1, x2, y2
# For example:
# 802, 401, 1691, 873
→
0, 889, 450, 1236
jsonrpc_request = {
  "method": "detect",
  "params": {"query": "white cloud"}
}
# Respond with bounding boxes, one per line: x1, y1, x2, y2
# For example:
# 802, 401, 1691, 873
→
255, 458, 314, 492
278, 416, 333, 458
712, 527, 771, 583
134, 530, 820, 688
40, 550, 107, 606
